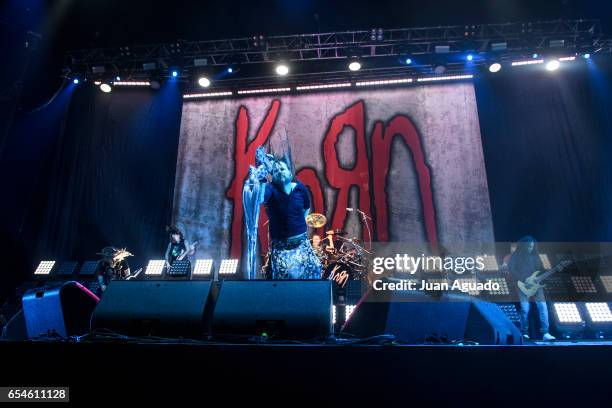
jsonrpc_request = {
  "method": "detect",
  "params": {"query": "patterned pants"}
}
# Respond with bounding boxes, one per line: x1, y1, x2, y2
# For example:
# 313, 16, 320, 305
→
270, 233, 322, 279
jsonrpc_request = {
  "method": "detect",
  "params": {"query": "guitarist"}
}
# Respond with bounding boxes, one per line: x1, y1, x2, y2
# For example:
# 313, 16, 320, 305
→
508, 236, 555, 341
164, 226, 190, 269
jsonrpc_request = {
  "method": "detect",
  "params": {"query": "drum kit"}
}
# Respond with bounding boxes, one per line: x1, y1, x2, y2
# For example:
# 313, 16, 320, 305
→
306, 212, 372, 287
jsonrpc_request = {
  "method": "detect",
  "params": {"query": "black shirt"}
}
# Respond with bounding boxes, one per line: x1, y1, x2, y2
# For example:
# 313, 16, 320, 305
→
508, 251, 543, 283
95, 259, 130, 285
166, 240, 187, 265
264, 181, 310, 241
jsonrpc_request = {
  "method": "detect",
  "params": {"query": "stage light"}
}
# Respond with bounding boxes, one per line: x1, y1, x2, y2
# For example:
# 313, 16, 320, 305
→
405, 58, 412, 65
193, 259, 214, 275
113, 81, 150, 87
539, 254, 551, 269
198, 77, 211, 88
480, 255, 499, 271
145, 260, 165, 275
183, 91, 234, 99
584, 53, 591, 59
34, 261, 56, 275
488, 63, 502, 73
512, 59, 544, 66
585, 303, 612, 323
599, 276, 612, 293
219, 259, 239, 275
116, 76, 121, 81
416, 74, 473, 82
94, 81, 102, 85
571, 276, 597, 294
497, 303, 521, 325
346, 305, 356, 319
100, 83, 112, 93
466, 54, 474, 61
237, 87, 291, 95
487, 278, 510, 295
73, 78, 79, 85
348, 61, 361, 71
296, 82, 352, 91
275, 64, 289, 76
333, 306, 337, 324
78, 261, 99, 276
552, 302, 586, 339
56, 261, 78, 276
553, 302, 582, 323
558, 56, 576, 62
355, 78, 412, 87
532, 53, 539, 59
433, 64, 447, 75
172, 70, 178, 77
546, 60, 560, 71
227, 67, 233, 73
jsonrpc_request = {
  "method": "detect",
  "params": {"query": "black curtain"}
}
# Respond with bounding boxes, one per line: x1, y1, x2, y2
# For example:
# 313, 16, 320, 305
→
475, 59, 612, 242
35, 84, 182, 270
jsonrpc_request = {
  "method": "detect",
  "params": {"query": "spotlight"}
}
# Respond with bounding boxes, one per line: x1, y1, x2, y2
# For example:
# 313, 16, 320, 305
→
348, 61, 361, 71
219, 259, 239, 275
466, 54, 474, 61
145, 260, 165, 275
193, 259, 214, 275
100, 83, 112, 93
546, 60, 560, 71
584, 53, 591, 59
551, 302, 586, 339
116, 76, 121, 81
489, 63, 502, 73
433, 64, 447, 75
73, 78, 79, 85
172, 70, 178, 78
532, 53, 539, 59
34, 261, 56, 275
227, 67, 233, 73
198, 77, 211, 88
405, 58, 412, 65
275, 64, 289, 76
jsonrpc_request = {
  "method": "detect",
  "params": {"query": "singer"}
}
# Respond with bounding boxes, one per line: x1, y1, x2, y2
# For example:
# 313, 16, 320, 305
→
260, 156, 322, 279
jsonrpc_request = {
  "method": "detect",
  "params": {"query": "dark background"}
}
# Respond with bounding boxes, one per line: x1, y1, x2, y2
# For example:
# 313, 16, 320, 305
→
1, 0, 612, 301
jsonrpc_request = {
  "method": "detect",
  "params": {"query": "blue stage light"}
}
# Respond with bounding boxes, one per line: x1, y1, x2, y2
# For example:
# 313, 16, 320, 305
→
172, 71, 178, 77
405, 58, 412, 65
116, 76, 121, 81
228, 67, 233, 73
532, 53, 539, 59
584, 53, 591, 59
467, 54, 474, 61
73, 79, 79, 85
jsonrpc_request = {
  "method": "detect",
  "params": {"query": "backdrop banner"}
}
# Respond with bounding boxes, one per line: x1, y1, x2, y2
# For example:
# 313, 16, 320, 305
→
173, 83, 494, 274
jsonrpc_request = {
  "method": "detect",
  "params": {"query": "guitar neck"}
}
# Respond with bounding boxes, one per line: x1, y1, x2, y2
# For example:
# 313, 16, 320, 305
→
537, 263, 566, 280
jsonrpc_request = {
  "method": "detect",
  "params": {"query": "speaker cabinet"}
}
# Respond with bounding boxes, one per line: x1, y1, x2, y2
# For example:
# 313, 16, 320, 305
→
91, 280, 214, 338
212, 280, 333, 339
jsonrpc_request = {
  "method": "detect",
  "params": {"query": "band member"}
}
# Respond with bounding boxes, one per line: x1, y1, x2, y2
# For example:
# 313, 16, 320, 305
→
508, 236, 556, 341
164, 226, 190, 269
95, 247, 132, 295
259, 157, 321, 279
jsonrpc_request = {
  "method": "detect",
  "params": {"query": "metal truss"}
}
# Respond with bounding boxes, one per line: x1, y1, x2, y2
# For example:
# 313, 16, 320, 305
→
65, 19, 605, 76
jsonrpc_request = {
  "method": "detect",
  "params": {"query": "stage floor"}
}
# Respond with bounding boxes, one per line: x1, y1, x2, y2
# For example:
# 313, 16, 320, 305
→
2, 339, 612, 405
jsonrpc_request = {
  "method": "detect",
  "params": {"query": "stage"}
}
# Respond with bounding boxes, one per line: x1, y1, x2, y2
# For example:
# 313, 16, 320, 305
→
2, 339, 611, 404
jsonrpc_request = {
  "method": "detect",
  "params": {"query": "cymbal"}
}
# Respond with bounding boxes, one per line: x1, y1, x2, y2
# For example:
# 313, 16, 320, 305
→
325, 229, 347, 236
306, 213, 327, 228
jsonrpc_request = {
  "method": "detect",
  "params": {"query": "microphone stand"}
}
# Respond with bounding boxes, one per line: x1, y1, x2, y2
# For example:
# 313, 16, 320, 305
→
354, 209, 372, 251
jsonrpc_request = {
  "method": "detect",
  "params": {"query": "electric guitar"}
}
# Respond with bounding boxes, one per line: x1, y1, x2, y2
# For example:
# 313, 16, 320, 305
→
517, 260, 571, 297
177, 240, 199, 261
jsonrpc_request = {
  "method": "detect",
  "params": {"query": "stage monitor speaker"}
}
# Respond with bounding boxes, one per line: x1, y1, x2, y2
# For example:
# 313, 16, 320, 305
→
341, 290, 522, 345
91, 280, 214, 338
212, 280, 332, 339
9, 281, 99, 340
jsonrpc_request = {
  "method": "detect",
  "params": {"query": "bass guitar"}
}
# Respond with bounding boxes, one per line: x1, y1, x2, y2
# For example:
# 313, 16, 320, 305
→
517, 260, 571, 297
